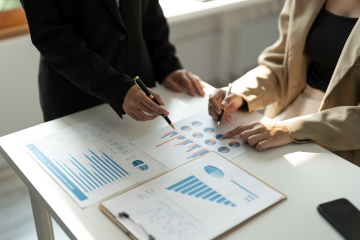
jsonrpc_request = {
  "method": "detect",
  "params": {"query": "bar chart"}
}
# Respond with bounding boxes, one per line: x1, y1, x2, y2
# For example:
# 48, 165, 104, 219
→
167, 175, 236, 207
24, 118, 166, 208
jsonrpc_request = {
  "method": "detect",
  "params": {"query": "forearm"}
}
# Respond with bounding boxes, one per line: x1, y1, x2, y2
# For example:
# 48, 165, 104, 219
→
285, 106, 360, 151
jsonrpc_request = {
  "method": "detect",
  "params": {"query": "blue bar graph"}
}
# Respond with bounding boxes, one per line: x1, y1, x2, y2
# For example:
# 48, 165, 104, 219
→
90, 156, 114, 181
79, 173, 95, 190
209, 194, 221, 201
174, 179, 199, 192
26, 144, 88, 201
93, 171, 106, 185
181, 182, 203, 194
166, 175, 236, 207
101, 151, 129, 175
248, 195, 254, 200
202, 191, 217, 199
167, 176, 195, 190
101, 156, 122, 178
63, 162, 92, 191
70, 155, 102, 187
56, 161, 88, 193
188, 185, 208, 196
88, 151, 118, 180
195, 188, 212, 198
71, 160, 99, 188
90, 164, 110, 183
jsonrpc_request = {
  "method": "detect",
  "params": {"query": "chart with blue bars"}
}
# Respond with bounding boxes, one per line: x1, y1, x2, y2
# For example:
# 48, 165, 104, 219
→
54, 148, 131, 195
167, 175, 236, 207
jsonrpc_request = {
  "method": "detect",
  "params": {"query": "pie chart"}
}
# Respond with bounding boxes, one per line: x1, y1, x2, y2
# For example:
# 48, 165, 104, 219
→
205, 139, 216, 146
192, 121, 202, 127
216, 134, 226, 140
181, 126, 192, 131
132, 160, 144, 166
193, 132, 204, 138
218, 147, 230, 153
137, 165, 149, 171
229, 141, 240, 148
132, 160, 148, 171
204, 165, 225, 178
204, 127, 215, 133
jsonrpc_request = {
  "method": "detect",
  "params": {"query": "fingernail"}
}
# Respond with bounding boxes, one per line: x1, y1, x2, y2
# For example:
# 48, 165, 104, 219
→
222, 100, 228, 105
223, 133, 229, 138
177, 88, 182, 93
161, 101, 165, 106
166, 112, 170, 116
217, 110, 221, 114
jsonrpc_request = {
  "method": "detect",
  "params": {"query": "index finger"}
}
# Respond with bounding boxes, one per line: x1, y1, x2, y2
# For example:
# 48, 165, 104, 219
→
188, 73, 204, 96
223, 122, 257, 138
141, 94, 168, 115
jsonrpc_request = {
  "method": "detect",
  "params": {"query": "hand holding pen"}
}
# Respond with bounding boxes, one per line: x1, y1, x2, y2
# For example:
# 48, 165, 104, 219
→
122, 79, 170, 123
217, 83, 232, 126
133, 76, 175, 129
208, 83, 244, 125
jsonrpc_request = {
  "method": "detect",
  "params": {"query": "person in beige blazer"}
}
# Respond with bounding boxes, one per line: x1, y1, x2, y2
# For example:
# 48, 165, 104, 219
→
208, 0, 360, 166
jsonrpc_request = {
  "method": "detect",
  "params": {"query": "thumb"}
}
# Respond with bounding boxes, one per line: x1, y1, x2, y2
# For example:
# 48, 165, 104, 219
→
222, 93, 240, 107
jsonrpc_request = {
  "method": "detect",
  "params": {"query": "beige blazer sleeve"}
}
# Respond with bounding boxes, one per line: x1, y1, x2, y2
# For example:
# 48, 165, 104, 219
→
285, 105, 360, 151
232, 0, 291, 112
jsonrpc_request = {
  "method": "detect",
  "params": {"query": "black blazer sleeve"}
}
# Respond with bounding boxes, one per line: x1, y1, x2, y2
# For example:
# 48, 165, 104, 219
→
21, 0, 134, 117
142, 0, 183, 83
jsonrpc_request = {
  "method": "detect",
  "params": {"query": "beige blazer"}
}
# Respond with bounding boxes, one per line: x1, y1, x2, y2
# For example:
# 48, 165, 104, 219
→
232, 0, 360, 166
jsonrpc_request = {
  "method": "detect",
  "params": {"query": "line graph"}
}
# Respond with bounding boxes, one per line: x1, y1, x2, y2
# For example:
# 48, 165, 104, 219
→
137, 200, 198, 238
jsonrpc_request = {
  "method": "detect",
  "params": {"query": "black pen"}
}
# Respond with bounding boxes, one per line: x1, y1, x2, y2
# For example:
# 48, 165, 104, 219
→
134, 76, 175, 130
217, 83, 232, 126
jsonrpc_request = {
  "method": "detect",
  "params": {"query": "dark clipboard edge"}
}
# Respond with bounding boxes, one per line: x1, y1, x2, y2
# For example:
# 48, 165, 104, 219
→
99, 151, 287, 240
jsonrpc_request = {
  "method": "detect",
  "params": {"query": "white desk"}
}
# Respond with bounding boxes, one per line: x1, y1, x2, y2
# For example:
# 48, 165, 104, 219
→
1, 84, 360, 240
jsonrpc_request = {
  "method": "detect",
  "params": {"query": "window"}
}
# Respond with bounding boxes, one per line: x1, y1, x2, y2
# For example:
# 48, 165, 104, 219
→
0, 0, 29, 41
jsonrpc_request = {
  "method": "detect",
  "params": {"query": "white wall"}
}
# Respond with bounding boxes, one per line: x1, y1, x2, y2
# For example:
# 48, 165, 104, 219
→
0, 35, 42, 137
0, 2, 282, 137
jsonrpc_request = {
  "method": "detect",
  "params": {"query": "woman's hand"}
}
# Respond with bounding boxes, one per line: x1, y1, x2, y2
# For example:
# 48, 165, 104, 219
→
163, 70, 205, 97
208, 89, 244, 123
123, 85, 169, 121
223, 121, 294, 151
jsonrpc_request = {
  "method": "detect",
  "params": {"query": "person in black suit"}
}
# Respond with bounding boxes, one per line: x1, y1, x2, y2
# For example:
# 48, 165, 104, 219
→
21, 0, 205, 122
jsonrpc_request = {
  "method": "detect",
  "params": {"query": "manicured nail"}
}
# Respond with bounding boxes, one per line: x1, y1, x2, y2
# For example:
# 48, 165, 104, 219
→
222, 100, 228, 105
177, 88, 182, 93
161, 101, 165, 106
166, 112, 170, 116
223, 133, 229, 138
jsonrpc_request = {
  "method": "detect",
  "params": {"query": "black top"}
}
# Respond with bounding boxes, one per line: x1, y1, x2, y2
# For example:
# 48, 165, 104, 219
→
21, 0, 182, 121
306, 5, 358, 92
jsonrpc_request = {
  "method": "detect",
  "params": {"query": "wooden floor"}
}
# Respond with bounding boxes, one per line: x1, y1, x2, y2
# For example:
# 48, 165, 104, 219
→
0, 155, 69, 240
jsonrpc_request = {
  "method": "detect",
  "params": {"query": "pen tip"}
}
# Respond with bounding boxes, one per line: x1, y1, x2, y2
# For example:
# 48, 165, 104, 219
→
170, 123, 175, 130
216, 121, 220, 127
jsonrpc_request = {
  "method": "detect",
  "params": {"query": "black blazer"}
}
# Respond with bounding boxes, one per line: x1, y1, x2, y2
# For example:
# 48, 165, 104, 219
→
21, 0, 182, 121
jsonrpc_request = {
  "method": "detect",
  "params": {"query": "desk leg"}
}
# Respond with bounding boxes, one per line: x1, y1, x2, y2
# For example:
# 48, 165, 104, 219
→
29, 191, 55, 240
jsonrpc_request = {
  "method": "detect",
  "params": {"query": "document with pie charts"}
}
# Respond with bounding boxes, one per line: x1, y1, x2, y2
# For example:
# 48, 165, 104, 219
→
132, 110, 253, 169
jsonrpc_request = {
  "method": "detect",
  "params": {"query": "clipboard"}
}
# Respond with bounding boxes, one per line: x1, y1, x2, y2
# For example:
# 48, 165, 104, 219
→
99, 151, 287, 240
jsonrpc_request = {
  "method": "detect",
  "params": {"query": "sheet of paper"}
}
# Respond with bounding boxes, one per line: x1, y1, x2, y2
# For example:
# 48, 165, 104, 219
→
102, 152, 285, 240
23, 119, 166, 208
132, 110, 252, 169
